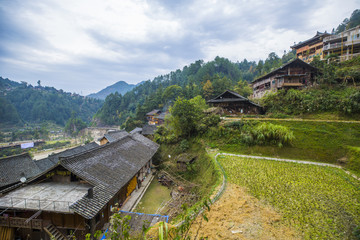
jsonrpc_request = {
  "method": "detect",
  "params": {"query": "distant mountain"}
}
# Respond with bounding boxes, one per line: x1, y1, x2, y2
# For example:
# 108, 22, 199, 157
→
88, 81, 137, 100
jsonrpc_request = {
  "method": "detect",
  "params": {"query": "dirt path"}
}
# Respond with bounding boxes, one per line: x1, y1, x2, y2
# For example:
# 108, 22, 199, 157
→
223, 117, 360, 124
189, 183, 300, 240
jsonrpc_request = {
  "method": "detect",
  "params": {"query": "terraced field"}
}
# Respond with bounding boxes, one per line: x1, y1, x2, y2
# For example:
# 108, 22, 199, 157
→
218, 155, 360, 240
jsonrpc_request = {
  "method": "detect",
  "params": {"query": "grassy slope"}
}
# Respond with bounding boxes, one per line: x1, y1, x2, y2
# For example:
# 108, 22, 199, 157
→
156, 139, 221, 221
134, 179, 172, 214
219, 155, 360, 240
209, 119, 360, 164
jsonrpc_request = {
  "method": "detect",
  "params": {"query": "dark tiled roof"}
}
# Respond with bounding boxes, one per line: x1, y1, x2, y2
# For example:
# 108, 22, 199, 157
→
130, 133, 159, 151
34, 157, 57, 172
252, 58, 318, 83
35, 142, 100, 172
82, 142, 99, 150
142, 125, 157, 135
291, 31, 330, 49
61, 134, 159, 219
130, 127, 142, 134
156, 112, 167, 120
103, 130, 129, 143
0, 153, 41, 188
146, 109, 161, 116
207, 90, 262, 108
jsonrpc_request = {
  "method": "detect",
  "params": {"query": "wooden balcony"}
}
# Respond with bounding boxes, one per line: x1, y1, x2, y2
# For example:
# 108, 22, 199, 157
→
0, 216, 44, 229
278, 82, 303, 88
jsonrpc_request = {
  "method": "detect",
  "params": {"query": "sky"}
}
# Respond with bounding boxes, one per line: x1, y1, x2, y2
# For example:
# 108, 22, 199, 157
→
0, 0, 359, 95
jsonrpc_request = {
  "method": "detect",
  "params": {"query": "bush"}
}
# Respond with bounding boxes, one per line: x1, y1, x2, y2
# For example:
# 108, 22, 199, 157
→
250, 122, 295, 147
262, 87, 360, 116
179, 139, 190, 152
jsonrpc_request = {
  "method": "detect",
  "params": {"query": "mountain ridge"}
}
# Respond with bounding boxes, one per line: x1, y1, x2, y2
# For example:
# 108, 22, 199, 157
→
87, 80, 138, 100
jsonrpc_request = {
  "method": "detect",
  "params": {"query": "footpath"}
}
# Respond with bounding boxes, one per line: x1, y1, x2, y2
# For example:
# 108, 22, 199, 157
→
223, 117, 360, 124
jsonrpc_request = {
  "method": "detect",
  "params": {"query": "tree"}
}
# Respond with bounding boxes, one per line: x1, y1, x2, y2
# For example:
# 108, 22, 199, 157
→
234, 80, 253, 97
162, 85, 183, 103
169, 97, 204, 138
202, 80, 213, 100
65, 112, 87, 136
212, 74, 232, 97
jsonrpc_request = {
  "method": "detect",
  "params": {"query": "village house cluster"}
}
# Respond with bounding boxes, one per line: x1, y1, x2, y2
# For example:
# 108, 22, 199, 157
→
0, 131, 159, 240
251, 25, 360, 99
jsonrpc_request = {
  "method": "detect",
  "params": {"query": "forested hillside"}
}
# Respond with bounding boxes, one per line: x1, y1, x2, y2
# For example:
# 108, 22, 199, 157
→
0, 77, 103, 126
335, 9, 360, 33
95, 52, 295, 127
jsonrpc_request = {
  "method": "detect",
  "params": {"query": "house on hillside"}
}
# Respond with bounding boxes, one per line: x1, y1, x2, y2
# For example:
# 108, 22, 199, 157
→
146, 110, 168, 126
251, 58, 318, 99
323, 25, 360, 61
0, 133, 159, 240
291, 31, 331, 63
207, 90, 263, 114
146, 109, 162, 125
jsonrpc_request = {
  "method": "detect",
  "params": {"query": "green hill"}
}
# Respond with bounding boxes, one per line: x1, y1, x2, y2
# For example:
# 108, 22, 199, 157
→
0, 77, 103, 126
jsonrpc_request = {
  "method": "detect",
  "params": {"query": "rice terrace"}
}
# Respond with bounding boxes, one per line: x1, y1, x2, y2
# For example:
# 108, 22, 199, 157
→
215, 154, 360, 239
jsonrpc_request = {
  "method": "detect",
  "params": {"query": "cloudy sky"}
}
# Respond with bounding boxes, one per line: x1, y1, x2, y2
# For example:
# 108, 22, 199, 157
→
0, 0, 358, 95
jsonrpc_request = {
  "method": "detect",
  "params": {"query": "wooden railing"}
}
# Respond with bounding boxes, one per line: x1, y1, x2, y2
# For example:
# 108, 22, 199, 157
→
0, 216, 43, 229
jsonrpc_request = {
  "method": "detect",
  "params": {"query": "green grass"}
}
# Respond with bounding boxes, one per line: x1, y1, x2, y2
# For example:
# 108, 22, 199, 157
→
209, 120, 360, 164
219, 155, 360, 240
134, 178, 172, 214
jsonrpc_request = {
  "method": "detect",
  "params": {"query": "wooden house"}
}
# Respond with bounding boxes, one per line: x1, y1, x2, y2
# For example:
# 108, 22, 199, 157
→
0, 133, 159, 240
146, 110, 162, 125
251, 58, 318, 99
207, 90, 263, 115
145, 110, 168, 126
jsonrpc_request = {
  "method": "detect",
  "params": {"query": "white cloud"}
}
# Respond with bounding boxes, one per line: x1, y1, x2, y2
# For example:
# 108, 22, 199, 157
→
0, 0, 359, 94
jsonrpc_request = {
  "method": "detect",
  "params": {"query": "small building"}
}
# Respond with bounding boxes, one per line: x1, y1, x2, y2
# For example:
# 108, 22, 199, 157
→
291, 31, 331, 63
146, 110, 162, 125
251, 58, 318, 99
0, 133, 159, 240
323, 25, 360, 61
207, 90, 263, 114
146, 110, 168, 126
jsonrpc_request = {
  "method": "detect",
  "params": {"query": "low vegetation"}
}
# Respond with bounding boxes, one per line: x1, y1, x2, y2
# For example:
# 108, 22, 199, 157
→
206, 119, 360, 165
261, 86, 360, 117
219, 155, 360, 240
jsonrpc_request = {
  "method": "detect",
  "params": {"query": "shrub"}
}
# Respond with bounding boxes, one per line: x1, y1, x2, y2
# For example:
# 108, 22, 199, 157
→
179, 139, 190, 152
250, 122, 295, 147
